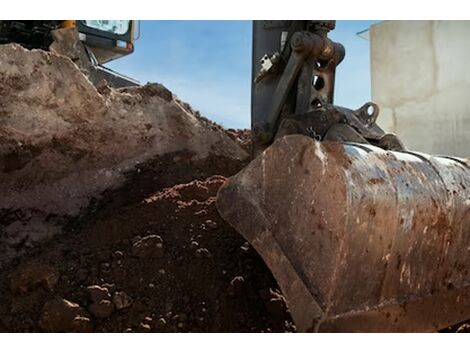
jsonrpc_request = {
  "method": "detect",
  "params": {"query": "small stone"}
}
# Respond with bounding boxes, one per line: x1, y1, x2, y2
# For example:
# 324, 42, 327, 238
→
132, 235, 164, 258
9, 262, 59, 294
240, 242, 250, 253
457, 323, 470, 333
190, 241, 199, 250
139, 323, 151, 332
39, 298, 93, 332
156, 317, 167, 328
205, 220, 218, 230
113, 251, 124, 259
195, 209, 207, 216
72, 316, 93, 333
158, 269, 166, 275
148, 283, 155, 288
86, 285, 111, 303
113, 291, 132, 310
102, 283, 116, 294
88, 300, 115, 319
265, 297, 287, 317
228, 276, 245, 297
95, 79, 111, 95
100, 262, 111, 271
195, 248, 212, 258
230, 276, 245, 289
177, 322, 184, 329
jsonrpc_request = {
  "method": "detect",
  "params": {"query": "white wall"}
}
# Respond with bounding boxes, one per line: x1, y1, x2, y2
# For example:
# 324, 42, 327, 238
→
370, 20, 470, 157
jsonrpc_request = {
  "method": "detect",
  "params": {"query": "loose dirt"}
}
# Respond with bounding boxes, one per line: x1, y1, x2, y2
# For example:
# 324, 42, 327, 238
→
0, 149, 295, 332
0, 43, 467, 333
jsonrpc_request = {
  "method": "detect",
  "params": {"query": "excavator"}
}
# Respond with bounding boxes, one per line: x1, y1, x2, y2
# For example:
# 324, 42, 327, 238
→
0, 20, 139, 87
2, 20, 469, 332
216, 20, 470, 332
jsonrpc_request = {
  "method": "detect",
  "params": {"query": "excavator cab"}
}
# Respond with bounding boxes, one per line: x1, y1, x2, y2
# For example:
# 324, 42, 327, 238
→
62, 20, 137, 64
0, 20, 139, 88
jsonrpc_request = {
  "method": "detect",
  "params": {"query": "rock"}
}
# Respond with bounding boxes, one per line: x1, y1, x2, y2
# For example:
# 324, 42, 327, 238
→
228, 276, 245, 297
230, 276, 245, 289
457, 323, 470, 333
100, 262, 111, 272
156, 317, 167, 329
195, 247, 212, 258
95, 79, 111, 95
0, 43, 248, 268
88, 300, 115, 319
265, 297, 287, 317
9, 262, 59, 294
102, 283, 116, 294
205, 220, 218, 230
131, 235, 164, 259
240, 242, 250, 253
113, 291, 132, 310
86, 285, 111, 303
139, 323, 151, 332
39, 298, 93, 332
112, 251, 124, 259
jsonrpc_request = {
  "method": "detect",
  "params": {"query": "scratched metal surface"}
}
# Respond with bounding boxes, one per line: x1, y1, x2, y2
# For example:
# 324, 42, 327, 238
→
216, 135, 470, 332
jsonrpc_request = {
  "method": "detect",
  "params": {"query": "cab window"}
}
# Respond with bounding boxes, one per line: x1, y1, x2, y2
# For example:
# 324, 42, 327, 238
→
82, 20, 130, 35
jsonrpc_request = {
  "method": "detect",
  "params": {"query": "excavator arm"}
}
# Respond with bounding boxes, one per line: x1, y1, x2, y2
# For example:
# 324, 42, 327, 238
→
251, 20, 404, 154
216, 20, 470, 332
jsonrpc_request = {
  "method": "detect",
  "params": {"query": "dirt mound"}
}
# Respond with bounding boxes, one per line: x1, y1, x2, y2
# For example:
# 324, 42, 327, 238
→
0, 42, 466, 333
0, 171, 295, 332
0, 44, 248, 266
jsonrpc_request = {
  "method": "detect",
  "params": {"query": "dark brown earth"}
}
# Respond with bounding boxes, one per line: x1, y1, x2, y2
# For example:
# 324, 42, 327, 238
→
0, 144, 468, 332
0, 148, 295, 332
0, 44, 466, 333
0, 133, 468, 332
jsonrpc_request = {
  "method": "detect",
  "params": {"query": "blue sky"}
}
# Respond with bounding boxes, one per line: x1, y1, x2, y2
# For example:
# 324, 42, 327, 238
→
107, 20, 380, 129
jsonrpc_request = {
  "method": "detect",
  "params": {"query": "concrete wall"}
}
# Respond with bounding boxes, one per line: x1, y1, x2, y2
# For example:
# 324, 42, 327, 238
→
370, 21, 470, 157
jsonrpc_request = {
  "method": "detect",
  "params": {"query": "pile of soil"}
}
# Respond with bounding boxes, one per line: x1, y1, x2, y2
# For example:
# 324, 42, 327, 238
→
0, 151, 295, 332
0, 43, 467, 334
0, 43, 248, 266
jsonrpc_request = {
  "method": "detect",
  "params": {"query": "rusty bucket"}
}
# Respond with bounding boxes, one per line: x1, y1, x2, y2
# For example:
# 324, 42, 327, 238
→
216, 135, 470, 332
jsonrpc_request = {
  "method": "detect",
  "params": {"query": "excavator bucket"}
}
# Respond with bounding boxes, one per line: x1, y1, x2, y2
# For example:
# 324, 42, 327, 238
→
216, 135, 470, 332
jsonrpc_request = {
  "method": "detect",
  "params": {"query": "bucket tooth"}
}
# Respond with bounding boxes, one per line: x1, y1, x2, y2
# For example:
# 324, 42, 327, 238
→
216, 135, 470, 332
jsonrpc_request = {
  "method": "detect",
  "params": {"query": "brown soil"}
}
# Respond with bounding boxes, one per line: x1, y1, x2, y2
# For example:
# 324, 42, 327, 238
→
0, 150, 295, 332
